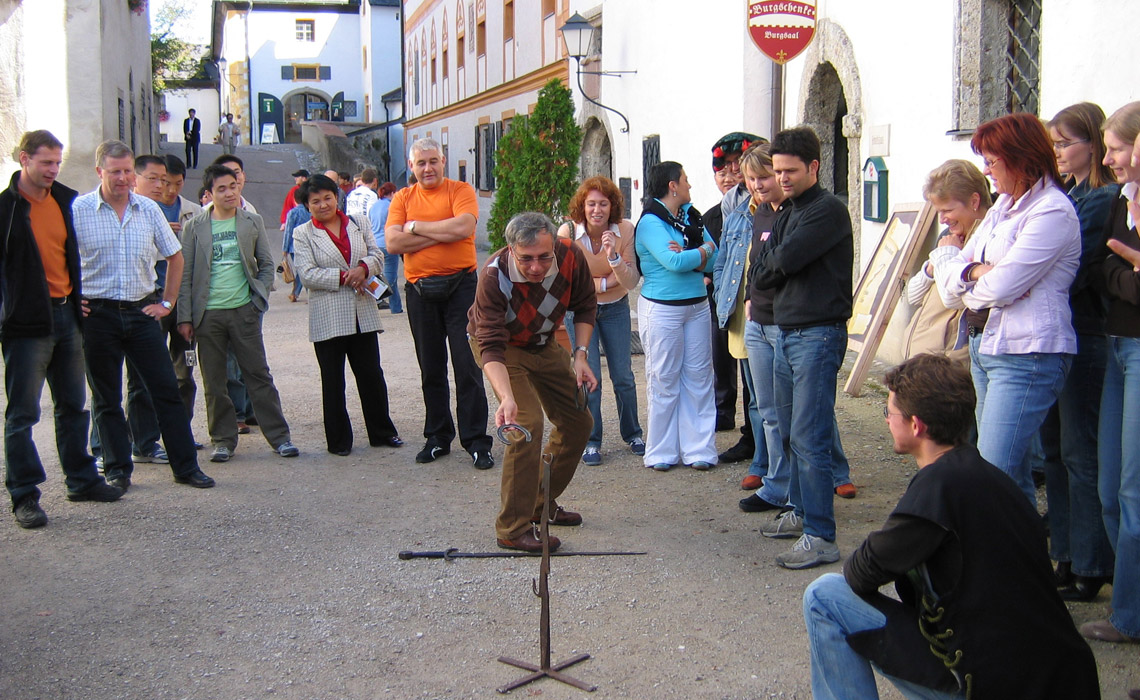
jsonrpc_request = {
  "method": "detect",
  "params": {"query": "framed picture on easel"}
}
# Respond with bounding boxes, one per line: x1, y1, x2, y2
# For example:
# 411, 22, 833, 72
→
844, 201, 938, 396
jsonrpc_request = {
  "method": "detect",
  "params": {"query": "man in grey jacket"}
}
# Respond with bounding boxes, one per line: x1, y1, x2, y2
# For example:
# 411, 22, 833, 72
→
177, 164, 299, 463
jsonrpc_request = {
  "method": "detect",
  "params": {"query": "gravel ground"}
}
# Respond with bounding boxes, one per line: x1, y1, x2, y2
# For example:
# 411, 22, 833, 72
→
1, 143, 1134, 699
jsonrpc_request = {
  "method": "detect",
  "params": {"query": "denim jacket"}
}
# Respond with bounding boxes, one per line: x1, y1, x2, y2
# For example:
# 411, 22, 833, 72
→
929, 179, 1080, 355
712, 195, 753, 328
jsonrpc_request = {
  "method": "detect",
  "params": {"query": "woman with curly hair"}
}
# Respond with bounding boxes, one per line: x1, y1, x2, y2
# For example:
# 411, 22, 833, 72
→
558, 176, 644, 465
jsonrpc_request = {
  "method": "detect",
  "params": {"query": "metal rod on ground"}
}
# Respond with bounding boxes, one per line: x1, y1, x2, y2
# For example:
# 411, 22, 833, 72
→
496, 450, 597, 693
398, 548, 647, 560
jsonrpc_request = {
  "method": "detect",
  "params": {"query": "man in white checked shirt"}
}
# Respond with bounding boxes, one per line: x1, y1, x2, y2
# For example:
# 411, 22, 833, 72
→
72, 140, 215, 492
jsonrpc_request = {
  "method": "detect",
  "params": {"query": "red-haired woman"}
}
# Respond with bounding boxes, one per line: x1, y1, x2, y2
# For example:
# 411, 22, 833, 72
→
557, 176, 644, 465
928, 112, 1081, 505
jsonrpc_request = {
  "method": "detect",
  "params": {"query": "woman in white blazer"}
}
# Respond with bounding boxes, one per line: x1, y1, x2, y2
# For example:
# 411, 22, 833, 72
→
292, 174, 402, 455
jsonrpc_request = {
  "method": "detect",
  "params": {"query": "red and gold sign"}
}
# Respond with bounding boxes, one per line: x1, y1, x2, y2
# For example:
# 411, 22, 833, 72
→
748, 1, 817, 65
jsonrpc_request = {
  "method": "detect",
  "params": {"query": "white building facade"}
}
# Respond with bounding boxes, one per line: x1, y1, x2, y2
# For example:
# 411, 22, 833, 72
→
211, 0, 402, 145
0, 0, 156, 192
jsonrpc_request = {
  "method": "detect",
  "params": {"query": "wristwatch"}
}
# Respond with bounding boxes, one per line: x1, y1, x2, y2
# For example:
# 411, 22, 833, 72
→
407, 220, 417, 234
574, 345, 589, 359
160, 300, 174, 310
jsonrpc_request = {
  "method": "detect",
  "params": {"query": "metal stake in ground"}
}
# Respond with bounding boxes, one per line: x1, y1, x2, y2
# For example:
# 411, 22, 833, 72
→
495, 447, 597, 693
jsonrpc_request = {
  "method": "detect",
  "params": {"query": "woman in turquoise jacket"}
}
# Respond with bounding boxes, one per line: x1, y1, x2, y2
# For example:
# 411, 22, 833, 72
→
635, 161, 718, 471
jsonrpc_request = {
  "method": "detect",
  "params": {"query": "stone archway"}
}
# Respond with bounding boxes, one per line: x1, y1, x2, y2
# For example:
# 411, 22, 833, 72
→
281, 87, 333, 144
579, 116, 613, 182
796, 19, 864, 271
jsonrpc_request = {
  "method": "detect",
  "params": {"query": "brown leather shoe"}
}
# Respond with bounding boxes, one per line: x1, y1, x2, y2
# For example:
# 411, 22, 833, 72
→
741, 475, 764, 490
834, 483, 857, 499
1079, 619, 1140, 644
532, 506, 582, 527
498, 527, 561, 553
237, 422, 251, 434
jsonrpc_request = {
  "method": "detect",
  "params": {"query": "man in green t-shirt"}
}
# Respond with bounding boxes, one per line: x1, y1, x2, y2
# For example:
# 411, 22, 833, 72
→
176, 164, 299, 462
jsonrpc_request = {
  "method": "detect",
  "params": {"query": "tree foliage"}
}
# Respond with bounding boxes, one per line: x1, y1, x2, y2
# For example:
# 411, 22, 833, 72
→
151, 0, 209, 94
487, 79, 581, 250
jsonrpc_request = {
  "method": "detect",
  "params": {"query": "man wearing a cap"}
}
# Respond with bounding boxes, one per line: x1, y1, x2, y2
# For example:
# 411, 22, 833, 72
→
706, 133, 758, 463
279, 169, 309, 231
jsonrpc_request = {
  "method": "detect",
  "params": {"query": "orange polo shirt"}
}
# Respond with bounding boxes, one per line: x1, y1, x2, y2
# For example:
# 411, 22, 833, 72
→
26, 191, 72, 297
387, 179, 479, 284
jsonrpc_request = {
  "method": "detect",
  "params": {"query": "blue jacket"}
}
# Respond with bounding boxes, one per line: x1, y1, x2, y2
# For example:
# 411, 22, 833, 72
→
282, 204, 311, 254
635, 201, 716, 302
1066, 179, 1118, 336
713, 196, 754, 328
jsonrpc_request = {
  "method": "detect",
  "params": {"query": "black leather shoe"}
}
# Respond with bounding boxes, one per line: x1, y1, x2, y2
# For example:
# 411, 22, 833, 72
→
67, 481, 124, 502
371, 436, 404, 448
739, 493, 783, 512
718, 439, 755, 464
1054, 561, 1073, 587
173, 469, 216, 488
415, 442, 450, 463
329, 447, 352, 456
1058, 575, 1110, 602
106, 477, 131, 493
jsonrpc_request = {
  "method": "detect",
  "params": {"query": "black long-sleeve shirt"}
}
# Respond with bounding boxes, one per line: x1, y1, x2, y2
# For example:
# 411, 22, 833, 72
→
751, 182, 852, 329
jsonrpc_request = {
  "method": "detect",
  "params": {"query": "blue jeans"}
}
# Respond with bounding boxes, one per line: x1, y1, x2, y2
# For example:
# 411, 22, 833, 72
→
83, 302, 199, 480
1098, 336, 1140, 637
969, 336, 1070, 505
1042, 333, 1114, 577
3, 303, 101, 503
804, 573, 966, 700
378, 245, 402, 313
566, 296, 643, 448
776, 323, 847, 541
739, 354, 766, 476
227, 351, 253, 422
745, 321, 787, 500
287, 252, 303, 297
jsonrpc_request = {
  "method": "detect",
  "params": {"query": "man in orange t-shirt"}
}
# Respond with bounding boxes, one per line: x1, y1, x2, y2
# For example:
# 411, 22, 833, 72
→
0, 130, 123, 528
386, 137, 493, 469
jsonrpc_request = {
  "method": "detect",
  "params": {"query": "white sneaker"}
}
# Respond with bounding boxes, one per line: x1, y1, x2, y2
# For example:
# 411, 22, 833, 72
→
775, 533, 840, 569
760, 509, 803, 539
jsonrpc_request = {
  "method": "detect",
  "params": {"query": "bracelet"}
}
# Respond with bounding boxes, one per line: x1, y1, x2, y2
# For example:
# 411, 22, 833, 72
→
961, 262, 980, 283
600, 277, 607, 293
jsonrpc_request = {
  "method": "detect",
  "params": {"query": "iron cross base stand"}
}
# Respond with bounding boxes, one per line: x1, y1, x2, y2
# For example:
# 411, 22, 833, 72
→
494, 435, 598, 694
497, 652, 596, 694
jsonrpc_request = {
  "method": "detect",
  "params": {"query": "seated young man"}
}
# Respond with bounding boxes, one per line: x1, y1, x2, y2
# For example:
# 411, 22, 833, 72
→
802, 353, 1099, 699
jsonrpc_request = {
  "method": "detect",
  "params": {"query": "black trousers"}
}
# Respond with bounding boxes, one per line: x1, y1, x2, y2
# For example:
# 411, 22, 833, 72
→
404, 272, 492, 453
313, 330, 398, 452
185, 138, 199, 169
82, 302, 198, 480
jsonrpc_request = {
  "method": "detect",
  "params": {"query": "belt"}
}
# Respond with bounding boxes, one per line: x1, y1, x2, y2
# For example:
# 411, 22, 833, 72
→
968, 326, 984, 337
85, 295, 157, 309
50, 296, 68, 306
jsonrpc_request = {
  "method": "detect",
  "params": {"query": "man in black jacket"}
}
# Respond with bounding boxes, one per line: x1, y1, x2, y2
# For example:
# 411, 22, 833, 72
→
752, 126, 852, 569
0, 130, 123, 528
183, 109, 201, 169
802, 354, 1100, 699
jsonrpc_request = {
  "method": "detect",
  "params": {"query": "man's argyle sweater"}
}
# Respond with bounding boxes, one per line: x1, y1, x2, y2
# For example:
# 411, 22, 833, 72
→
468, 238, 597, 365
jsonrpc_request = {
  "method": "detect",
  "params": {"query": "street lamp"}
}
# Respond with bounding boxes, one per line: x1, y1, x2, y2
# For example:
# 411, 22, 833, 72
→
558, 12, 633, 134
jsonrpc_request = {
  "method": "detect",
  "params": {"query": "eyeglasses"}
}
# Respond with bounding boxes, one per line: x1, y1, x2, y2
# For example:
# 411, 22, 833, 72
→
1053, 139, 1089, 152
982, 157, 1002, 169
883, 405, 904, 419
514, 252, 555, 264
141, 175, 170, 185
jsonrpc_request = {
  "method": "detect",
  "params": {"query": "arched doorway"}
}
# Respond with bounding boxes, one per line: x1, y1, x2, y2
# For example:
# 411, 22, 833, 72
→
579, 117, 613, 181
797, 19, 864, 269
282, 88, 332, 144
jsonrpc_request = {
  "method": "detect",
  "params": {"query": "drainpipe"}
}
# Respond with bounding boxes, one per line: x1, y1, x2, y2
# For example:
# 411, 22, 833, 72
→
770, 61, 784, 135
245, 1, 255, 144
